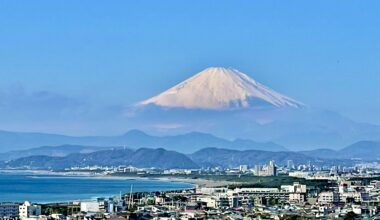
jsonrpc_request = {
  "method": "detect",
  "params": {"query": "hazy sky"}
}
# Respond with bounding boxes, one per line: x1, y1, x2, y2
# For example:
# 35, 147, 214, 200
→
1, 1, 380, 134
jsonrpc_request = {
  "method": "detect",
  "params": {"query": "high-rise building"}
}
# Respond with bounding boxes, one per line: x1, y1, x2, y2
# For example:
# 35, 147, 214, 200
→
254, 165, 262, 176
255, 161, 277, 176
287, 160, 295, 170
239, 165, 248, 173
268, 161, 277, 176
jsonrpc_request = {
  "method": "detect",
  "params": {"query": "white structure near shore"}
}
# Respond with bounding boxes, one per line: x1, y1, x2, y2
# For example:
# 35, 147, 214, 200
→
19, 201, 41, 220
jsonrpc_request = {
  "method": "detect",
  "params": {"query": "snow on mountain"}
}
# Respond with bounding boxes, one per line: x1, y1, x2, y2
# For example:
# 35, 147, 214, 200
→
140, 67, 304, 110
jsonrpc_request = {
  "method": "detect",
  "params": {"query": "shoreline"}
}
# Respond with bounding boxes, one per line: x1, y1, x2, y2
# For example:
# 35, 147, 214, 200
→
0, 169, 232, 204
0, 169, 232, 188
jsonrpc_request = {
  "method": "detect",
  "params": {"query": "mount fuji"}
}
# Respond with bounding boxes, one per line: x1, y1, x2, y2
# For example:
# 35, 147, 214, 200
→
140, 67, 304, 110
129, 67, 380, 151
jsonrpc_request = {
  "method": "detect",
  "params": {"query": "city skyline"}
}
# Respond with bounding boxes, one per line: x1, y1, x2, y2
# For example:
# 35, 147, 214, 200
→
1, 2, 380, 219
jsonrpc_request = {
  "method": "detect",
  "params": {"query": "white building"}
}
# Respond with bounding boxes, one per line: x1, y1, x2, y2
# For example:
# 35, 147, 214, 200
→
19, 201, 41, 220
289, 171, 312, 179
289, 193, 306, 203
233, 188, 280, 194
287, 160, 295, 170
340, 192, 367, 203
80, 201, 100, 213
317, 192, 340, 204
281, 182, 307, 203
197, 197, 216, 208
255, 161, 277, 176
196, 187, 227, 195
239, 165, 248, 173
281, 182, 307, 193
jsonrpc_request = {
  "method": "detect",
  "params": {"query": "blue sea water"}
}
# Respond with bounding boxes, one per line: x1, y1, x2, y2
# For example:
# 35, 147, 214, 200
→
0, 172, 193, 203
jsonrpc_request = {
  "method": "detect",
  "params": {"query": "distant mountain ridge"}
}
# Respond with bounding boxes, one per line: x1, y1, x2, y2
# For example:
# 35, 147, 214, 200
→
2, 146, 357, 170
189, 148, 352, 168
300, 141, 380, 160
0, 129, 287, 153
4, 148, 199, 170
128, 67, 380, 150
0, 145, 114, 161
0, 138, 380, 166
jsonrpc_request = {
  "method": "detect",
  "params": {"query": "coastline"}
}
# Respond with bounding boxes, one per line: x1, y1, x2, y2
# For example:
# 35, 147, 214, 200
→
0, 169, 201, 204
0, 169, 232, 188
0, 169, 231, 204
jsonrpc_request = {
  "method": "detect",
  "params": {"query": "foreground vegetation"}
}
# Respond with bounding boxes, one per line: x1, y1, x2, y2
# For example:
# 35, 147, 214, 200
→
109, 172, 334, 189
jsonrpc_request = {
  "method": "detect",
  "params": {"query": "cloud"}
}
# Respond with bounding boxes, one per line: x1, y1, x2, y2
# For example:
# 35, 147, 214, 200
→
0, 86, 89, 122
152, 123, 184, 130
0, 86, 134, 135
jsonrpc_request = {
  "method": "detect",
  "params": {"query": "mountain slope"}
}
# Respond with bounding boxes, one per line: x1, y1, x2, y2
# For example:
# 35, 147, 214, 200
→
0, 129, 287, 153
140, 67, 304, 110
4, 148, 199, 170
130, 67, 380, 150
189, 148, 352, 168
0, 145, 112, 161
129, 101, 380, 150
298, 149, 338, 159
299, 141, 380, 160
338, 141, 380, 160
4, 147, 356, 170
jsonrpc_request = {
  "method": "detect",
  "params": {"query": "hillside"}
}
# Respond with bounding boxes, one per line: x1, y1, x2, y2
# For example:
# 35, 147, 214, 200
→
0, 145, 113, 161
4, 148, 199, 170
189, 148, 322, 168
299, 141, 380, 160
0, 129, 287, 154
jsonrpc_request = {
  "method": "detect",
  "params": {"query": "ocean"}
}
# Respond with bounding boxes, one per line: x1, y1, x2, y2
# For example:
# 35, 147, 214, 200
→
0, 172, 193, 203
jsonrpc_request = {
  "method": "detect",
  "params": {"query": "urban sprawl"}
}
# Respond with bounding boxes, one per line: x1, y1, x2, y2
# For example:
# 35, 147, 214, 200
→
2, 160, 380, 219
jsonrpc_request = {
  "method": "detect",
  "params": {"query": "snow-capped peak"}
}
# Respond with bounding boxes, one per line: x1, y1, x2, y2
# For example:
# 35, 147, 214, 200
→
140, 67, 304, 110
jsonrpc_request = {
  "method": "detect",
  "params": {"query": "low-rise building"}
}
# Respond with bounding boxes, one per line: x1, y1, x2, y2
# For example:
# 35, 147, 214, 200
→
80, 201, 100, 213
318, 192, 340, 204
0, 203, 19, 219
19, 201, 41, 220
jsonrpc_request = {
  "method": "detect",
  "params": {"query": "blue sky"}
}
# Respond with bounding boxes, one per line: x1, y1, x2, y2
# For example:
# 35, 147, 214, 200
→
0, 1, 379, 134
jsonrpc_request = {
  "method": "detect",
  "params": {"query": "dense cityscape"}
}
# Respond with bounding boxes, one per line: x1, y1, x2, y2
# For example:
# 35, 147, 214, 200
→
2, 1, 380, 220
2, 160, 380, 219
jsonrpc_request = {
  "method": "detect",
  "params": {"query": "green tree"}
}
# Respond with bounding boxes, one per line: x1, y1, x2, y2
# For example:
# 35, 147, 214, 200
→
268, 198, 278, 206
344, 211, 358, 220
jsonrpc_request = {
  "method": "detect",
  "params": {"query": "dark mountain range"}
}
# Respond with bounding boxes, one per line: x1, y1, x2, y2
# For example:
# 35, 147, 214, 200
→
2, 139, 378, 170
3, 148, 199, 170
3, 146, 355, 170
0, 129, 287, 154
